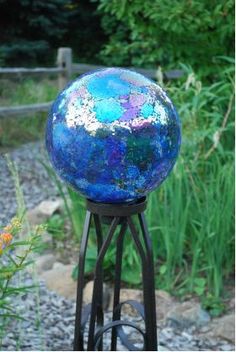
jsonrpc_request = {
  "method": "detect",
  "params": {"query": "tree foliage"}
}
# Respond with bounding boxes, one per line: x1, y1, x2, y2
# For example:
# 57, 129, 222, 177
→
0, 0, 68, 65
97, 0, 234, 75
0, 0, 106, 66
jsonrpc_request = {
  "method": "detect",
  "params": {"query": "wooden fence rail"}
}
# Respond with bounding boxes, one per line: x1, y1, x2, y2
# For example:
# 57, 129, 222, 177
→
0, 47, 183, 119
0, 102, 52, 118
0, 67, 64, 75
72, 63, 183, 81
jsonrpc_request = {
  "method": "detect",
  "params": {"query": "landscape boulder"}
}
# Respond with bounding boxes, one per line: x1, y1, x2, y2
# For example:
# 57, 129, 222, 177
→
167, 301, 211, 328
39, 262, 76, 300
26, 198, 63, 225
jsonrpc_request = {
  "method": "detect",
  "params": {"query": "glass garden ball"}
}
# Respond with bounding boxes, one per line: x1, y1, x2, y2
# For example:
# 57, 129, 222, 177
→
46, 68, 181, 203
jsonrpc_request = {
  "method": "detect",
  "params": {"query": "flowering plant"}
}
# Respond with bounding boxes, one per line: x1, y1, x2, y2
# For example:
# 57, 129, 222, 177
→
0, 217, 44, 346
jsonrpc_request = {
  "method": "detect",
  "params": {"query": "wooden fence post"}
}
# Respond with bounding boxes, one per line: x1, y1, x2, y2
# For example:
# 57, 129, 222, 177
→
57, 47, 72, 90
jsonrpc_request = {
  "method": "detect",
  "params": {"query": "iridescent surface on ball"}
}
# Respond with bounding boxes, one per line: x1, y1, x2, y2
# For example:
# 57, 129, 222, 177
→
46, 68, 181, 203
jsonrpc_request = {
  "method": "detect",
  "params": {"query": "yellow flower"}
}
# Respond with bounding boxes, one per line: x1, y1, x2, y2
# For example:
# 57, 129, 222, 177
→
11, 217, 22, 230
35, 224, 47, 234
3, 217, 22, 235
0, 233, 13, 246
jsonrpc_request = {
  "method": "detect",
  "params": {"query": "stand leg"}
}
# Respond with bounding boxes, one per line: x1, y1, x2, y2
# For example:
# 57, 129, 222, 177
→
94, 214, 104, 351
111, 220, 127, 351
127, 216, 158, 351
87, 217, 120, 351
138, 213, 158, 350
74, 211, 92, 351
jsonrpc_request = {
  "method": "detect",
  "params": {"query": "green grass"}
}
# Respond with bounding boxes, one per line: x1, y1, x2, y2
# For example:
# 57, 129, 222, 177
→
0, 78, 58, 106
1, 59, 234, 306
147, 155, 234, 298
146, 61, 235, 299
0, 78, 58, 148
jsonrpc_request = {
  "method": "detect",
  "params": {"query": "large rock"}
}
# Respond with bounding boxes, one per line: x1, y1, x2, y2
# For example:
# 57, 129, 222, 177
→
35, 254, 57, 274
83, 280, 111, 310
83, 280, 94, 304
155, 290, 174, 323
26, 198, 63, 225
205, 314, 235, 343
119, 288, 143, 304
108, 288, 174, 319
39, 262, 76, 300
108, 288, 143, 316
167, 301, 210, 328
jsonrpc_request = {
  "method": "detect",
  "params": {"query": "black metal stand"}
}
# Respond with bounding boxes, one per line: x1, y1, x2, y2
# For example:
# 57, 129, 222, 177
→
74, 197, 158, 351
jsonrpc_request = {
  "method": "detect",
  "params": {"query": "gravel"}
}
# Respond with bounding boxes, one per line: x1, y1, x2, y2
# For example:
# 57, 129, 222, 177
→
1, 277, 234, 351
0, 142, 58, 226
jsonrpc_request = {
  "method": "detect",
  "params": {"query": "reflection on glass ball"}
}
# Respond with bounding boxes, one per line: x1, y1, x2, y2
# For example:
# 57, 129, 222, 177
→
46, 68, 181, 203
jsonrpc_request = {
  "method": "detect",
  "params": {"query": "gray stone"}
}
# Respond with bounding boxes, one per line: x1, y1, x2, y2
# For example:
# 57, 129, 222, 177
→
200, 336, 218, 347
41, 231, 53, 247
51, 326, 62, 338
199, 325, 212, 333
2, 337, 16, 347
158, 345, 171, 351
160, 328, 174, 340
229, 297, 235, 310
155, 289, 174, 323
221, 343, 234, 350
182, 331, 193, 341
167, 301, 211, 328
209, 313, 235, 344
35, 253, 57, 274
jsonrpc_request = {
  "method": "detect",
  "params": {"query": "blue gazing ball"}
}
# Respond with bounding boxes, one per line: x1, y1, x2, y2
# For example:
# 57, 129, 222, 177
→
46, 68, 181, 203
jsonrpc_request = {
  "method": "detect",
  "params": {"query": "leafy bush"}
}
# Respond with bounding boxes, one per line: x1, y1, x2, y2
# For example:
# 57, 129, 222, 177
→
97, 0, 234, 76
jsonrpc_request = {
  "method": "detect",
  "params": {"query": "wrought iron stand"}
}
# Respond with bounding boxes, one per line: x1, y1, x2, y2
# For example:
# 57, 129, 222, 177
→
73, 197, 158, 351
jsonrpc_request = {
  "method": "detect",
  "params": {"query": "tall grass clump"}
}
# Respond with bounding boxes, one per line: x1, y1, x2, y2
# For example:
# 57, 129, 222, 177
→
147, 58, 234, 299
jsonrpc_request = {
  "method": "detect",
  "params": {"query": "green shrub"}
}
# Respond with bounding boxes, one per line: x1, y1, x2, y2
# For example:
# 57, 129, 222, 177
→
97, 0, 234, 77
